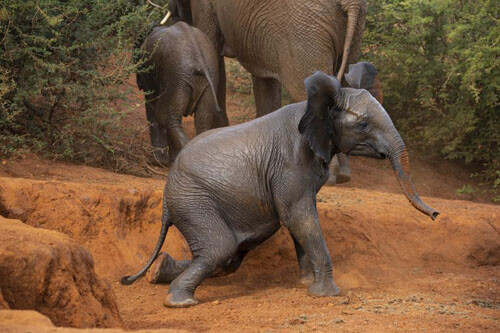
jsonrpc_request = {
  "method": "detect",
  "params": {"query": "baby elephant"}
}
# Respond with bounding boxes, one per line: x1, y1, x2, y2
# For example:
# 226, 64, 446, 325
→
121, 71, 438, 308
136, 22, 228, 165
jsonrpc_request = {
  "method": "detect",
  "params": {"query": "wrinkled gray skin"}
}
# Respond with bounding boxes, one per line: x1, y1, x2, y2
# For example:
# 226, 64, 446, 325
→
121, 72, 439, 308
170, 0, 366, 114
170, 0, 367, 182
137, 22, 228, 165
329, 61, 384, 184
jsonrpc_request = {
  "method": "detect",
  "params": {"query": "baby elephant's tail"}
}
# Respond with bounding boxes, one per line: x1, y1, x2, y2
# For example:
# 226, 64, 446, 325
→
120, 191, 170, 285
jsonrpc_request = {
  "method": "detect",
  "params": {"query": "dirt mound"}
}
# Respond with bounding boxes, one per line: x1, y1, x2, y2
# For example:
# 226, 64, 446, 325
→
0, 160, 499, 331
0, 217, 122, 328
1, 176, 498, 283
0, 177, 189, 279
0, 311, 185, 333
0, 288, 9, 309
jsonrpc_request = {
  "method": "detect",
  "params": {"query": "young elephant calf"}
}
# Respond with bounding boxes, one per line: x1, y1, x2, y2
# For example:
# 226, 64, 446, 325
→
122, 71, 438, 308
137, 22, 228, 165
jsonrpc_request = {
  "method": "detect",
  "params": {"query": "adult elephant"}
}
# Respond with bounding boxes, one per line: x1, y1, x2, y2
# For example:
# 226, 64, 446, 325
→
170, 0, 367, 114
169, 0, 370, 183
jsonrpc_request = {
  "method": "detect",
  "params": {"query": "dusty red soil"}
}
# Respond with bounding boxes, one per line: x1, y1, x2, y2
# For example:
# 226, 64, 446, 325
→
0, 217, 122, 328
0, 63, 499, 331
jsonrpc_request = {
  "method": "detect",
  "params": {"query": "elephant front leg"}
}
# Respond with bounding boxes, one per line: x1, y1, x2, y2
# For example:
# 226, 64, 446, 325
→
291, 235, 314, 286
285, 197, 340, 297
252, 75, 282, 117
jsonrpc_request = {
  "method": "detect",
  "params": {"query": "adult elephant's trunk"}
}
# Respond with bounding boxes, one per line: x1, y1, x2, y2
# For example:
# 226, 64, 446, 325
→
388, 139, 440, 220
336, 4, 361, 81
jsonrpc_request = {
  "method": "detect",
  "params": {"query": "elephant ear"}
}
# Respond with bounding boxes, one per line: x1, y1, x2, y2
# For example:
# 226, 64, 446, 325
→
345, 61, 383, 104
298, 71, 342, 163
169, 0, 192, 24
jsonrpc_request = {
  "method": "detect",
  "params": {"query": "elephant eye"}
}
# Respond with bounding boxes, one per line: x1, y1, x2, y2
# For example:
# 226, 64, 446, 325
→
359, 121, 369, 130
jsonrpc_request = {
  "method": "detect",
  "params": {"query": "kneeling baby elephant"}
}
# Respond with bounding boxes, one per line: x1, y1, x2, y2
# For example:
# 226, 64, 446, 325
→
121, 71, 439, 308
136, 22, 229, 165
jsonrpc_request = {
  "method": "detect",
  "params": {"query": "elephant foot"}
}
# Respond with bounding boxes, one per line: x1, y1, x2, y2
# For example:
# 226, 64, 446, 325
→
150, 150, 170, 167
307, 280, 340, 297
298, 272, 314, 287
163, 292, 199, 308
146, 252, 188, 284
146, 252, 168, 284
335, 173, 351, 184
325, 175, 337, 186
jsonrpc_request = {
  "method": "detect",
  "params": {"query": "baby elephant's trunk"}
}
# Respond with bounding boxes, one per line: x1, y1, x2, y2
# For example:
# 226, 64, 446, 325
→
388, 140, 439, 220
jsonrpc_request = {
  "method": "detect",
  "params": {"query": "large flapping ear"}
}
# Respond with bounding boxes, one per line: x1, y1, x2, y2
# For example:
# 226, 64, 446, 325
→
168, 0, 192, 24
344, 61, 383, 104
298, 71, 342, 163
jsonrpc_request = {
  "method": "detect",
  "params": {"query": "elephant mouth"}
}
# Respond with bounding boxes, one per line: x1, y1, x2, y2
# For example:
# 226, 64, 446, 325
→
348, 143, 386, 159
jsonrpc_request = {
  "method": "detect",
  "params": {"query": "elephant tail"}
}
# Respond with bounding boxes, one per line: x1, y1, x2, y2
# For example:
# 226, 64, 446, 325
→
203, 67, 222, 113
336, 1, 366, 81
120, 189, 171, 285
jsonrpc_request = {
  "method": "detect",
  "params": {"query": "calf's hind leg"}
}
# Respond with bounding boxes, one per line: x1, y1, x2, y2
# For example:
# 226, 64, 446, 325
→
147, 250, 247, 284
163, 213, 238, 308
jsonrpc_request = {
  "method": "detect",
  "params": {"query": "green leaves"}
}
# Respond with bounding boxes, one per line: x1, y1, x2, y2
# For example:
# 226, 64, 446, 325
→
0, 0, 168, 174
364, 0, 499, 196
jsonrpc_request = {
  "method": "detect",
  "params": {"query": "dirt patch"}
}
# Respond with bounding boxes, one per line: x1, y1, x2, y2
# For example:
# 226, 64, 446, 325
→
0, 172, 499, 331
0, 217, 122, 328
0, 310, 185, 333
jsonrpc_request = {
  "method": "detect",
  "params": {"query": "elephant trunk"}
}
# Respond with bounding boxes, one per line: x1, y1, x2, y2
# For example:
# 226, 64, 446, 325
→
388, 139, 439, 220
336, 4, 361, 81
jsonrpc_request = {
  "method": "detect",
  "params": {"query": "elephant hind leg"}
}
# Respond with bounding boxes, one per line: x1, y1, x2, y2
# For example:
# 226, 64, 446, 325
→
164, 213, 237, 307
147, 249, 247, 285
211, 250, 248, 278
327, 154, 351, 185
146, 252, 190, 284
336, 153, 352, 184
252, 75, 282, 118
194, 89, 228, 135
146, 100, 169, 166
155, 87, 190, 164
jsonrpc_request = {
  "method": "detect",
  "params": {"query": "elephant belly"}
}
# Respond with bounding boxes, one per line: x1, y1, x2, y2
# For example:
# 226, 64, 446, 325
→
233, 216, 281, 252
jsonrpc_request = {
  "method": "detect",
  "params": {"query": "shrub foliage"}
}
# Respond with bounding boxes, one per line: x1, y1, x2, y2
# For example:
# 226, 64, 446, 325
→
0, 0, 166, 173
363, 0, 499, 194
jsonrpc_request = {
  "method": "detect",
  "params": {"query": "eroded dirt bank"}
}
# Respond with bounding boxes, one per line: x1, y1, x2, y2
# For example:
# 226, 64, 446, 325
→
0, 162, 499, 332
0, 217, 122, 328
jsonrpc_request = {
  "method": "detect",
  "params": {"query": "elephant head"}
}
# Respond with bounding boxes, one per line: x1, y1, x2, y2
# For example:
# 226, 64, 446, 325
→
345, 61, 383, 104
299, 71, 439, 220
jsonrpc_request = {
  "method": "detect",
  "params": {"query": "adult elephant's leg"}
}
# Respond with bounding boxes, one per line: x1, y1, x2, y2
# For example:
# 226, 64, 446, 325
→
283, 195, 339, 297
291, 235, 314, 286
217, 55, 227, 114
146, 101, 169, 166
336, 153, 351, 184
326, 154, 351, 185
252, 75, 282, 118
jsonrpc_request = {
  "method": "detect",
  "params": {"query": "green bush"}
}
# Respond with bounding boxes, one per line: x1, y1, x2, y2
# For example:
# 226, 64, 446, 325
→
363, 0, 499, 197
0, 0, 167, 174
